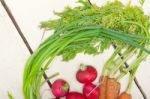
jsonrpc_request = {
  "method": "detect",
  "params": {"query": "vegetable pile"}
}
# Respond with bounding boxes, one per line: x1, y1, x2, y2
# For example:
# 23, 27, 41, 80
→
23, 0, 150, 99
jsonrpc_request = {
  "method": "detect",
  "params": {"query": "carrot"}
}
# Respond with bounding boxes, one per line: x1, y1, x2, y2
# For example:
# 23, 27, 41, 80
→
118, 92, 132, 99
106, 78, 120, 99
99, 76, 108, 99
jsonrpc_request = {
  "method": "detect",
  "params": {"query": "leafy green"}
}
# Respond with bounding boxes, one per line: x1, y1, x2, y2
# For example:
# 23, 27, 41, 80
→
40, 0, 150, 58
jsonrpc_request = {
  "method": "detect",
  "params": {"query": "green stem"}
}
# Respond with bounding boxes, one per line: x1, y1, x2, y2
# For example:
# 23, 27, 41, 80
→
29, 29, 99, 77
126, 54, 147, 93
102, 47, 122, 76
41, 72, 60, 86
34, 30, 101, 97
35, 33, 86, 96
116, 54, 147, 82
103, 46, 134, 76
109, 48, 136, 78
8, 92, 14, 99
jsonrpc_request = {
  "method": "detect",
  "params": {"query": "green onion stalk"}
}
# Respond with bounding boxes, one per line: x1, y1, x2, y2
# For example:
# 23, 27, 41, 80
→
23, 0, 150, 99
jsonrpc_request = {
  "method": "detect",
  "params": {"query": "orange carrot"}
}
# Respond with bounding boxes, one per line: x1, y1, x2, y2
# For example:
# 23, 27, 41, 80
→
118, 92, 132, 99
106, 78, 120, 99
99, 76, 108, 99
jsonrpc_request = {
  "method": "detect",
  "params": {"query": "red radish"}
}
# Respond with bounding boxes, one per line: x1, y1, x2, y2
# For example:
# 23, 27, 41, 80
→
76, 64, 97, 84
52, 79, 69, 97
83, 83, 100, 99
66, 92, 87, 99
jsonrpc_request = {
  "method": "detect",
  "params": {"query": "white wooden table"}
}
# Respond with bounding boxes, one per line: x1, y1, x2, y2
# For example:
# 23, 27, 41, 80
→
0, 0, 150, 99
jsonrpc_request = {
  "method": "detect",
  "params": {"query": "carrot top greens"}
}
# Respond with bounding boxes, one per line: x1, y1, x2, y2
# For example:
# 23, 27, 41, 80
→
41, 0, 150, 61
23, 0, 150, 99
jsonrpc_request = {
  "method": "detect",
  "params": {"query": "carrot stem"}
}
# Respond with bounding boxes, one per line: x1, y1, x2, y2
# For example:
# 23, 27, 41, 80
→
102, 47, 122, 76
109, 51, 133, 78
116, 54, 147, 82
126, 54, 147, 93
103, 46, 133, 77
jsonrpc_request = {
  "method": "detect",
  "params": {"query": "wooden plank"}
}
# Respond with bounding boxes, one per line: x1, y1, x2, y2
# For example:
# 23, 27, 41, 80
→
0, 5, 29, 99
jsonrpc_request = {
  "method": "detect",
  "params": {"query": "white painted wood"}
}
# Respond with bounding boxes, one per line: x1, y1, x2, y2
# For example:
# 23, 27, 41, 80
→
0, 4, 29, 99
0, 0, 150, 99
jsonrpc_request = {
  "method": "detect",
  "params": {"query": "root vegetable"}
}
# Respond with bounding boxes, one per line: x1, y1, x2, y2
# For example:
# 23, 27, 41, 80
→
118, 92, 132, 99
99, 76, 108, 99
66, 92, 87, 99
52, 79, 70, 97
106, 78, 120, 99
83, 83, 100, 99
76, 64, 97, 84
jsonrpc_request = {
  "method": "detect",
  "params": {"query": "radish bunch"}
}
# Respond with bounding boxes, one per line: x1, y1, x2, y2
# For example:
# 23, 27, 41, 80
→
51, 64, 100, 99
